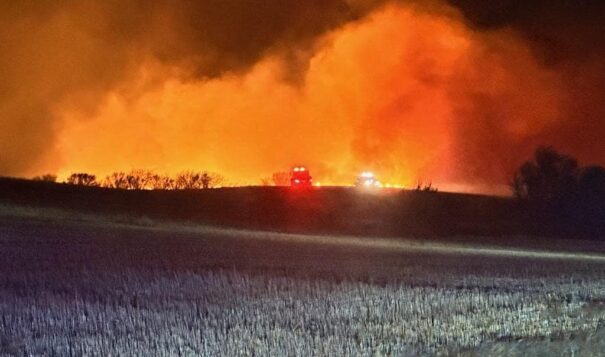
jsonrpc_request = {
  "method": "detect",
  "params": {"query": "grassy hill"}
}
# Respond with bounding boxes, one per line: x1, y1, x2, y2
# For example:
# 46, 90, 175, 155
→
0, 176, 542, 238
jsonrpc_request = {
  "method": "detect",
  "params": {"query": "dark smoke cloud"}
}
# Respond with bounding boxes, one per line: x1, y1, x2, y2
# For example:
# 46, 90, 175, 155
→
446, 0, 605, 181
450, 1, 605, 61
0, 0, 373, 175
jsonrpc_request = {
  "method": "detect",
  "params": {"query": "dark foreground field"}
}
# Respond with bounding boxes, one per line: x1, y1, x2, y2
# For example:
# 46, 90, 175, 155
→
2, 176, 603, 241
2, 205, 605, 356
0, 177, 541, 238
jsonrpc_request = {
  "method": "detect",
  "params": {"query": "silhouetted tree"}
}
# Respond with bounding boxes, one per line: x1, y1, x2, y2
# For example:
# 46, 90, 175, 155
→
103, 172, 129, 189
511, 146, 578, 202
511, 147, 605, 237
32, 174, 57, 182
66, 173, 98, 186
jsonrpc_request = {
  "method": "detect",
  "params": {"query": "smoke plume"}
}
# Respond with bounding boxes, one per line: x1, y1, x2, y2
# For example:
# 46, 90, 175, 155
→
1, 0, 604, 193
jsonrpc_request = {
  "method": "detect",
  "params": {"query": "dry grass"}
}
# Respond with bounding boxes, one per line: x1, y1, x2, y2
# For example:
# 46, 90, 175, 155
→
2, 269, 605, 355
1, 204, 605, 355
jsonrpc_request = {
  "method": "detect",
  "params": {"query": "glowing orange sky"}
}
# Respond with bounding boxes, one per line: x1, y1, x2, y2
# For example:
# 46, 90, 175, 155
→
26, 3, 564, 193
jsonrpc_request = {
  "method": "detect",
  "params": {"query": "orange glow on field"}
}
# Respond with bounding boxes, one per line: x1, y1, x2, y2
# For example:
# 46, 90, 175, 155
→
50, 3, 561, 193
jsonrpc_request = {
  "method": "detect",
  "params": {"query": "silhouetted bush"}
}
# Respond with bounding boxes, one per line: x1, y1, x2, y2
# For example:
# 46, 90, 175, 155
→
91, 170, 223, 190
414, 181, 438, 192
174, 171, 203, 189
149, 175, 175, 190
122, 170, 176, 190
103, 172, 129, 189
174, 171, 223, 189
259, 171, 292, 186
201, 172, 224, 189
271, 171, 291, 186
125, 169, 156, 190
32, 174, 57, 182
66, 173, 98, 186
260, 177, 272, 186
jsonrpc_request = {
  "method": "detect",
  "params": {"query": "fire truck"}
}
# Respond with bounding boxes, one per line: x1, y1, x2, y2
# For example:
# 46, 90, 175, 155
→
290, 166, 312, 188
355, 171, 381, 188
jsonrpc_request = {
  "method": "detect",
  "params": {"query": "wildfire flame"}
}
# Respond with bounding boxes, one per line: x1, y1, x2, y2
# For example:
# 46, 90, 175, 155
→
7, 1, 596, 194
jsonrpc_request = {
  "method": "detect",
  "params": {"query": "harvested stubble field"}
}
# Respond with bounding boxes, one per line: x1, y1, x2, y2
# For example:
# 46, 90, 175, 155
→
1, 206, 605, 356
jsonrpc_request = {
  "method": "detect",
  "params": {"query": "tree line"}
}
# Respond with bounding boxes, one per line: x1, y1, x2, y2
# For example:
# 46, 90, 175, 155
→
512, 146, 605, 202
30, 146, 605, 201
34, 170, 224, 190
511, 146, 605, 236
